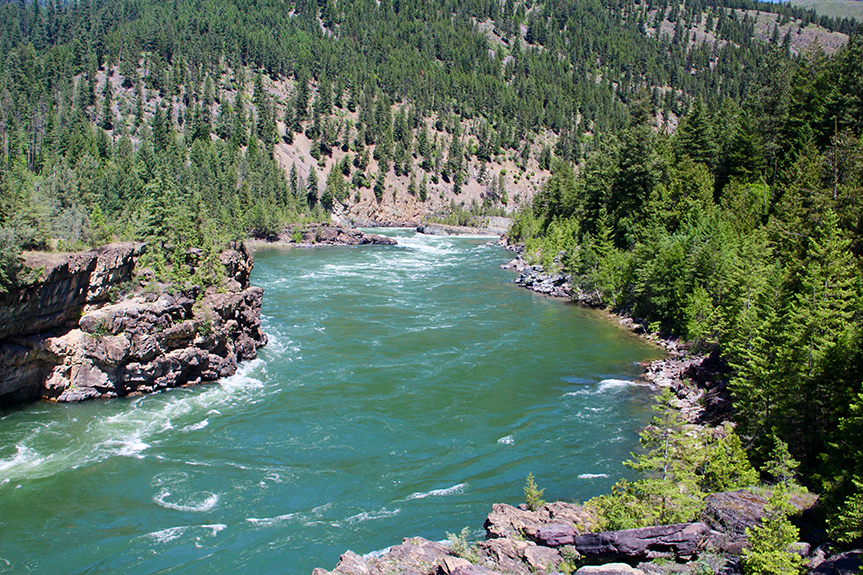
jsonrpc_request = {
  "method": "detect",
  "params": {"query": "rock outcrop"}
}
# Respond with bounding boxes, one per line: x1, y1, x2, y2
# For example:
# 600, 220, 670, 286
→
701, 489, 820, 554
311, 487, 839, 575
572, 522, 711, 561
498, 242, 578, 301
0, 243, 143, 342
484, 502, 596, 541
416, 217, 511, 237
810, 549, 863, 575
259, 223, 398, 247
506, 261, 572, 298
310, 537, 453, 575
0, 242, 266, 406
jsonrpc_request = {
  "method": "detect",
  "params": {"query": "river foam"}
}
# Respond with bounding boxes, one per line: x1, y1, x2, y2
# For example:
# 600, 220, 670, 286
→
578, 473, 609, 479
597, 379, 637, 392
0, 360, 266, 485
406, 483, 467, 500
154, 488, 220, 512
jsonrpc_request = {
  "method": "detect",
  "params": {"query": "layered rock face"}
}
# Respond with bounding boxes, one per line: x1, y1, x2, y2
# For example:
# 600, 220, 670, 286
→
0, 242, 266, 406
0, 243, 141, 342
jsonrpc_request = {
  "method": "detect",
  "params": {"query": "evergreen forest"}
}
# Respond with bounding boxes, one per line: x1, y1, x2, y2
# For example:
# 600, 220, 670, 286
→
1, 0, 862, 564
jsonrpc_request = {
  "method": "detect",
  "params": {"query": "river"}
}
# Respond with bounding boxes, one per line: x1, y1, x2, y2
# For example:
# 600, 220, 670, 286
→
0, 229, 662, 575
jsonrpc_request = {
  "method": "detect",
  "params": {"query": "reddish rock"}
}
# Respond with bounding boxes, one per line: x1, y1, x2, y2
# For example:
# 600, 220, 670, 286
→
810, 549, 863, 575
311, 537, 450, 575
574, 522, 710, 561
484, 502, 595, 541
0, 242, 266, 405
536, 523, 578, 547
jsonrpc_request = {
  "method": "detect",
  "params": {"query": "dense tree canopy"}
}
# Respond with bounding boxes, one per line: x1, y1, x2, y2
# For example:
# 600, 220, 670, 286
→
516, 35, 863, 544
2, 0, 856, 291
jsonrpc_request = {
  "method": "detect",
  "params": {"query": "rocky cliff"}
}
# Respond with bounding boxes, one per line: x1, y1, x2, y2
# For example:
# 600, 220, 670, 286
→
0, 242, 266, 406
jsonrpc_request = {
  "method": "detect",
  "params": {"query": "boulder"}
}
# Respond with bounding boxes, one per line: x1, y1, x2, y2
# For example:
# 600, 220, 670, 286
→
701, 490, 767, 542
701, 489, 819, 554
484, 502, 595, 541
310, 551, 371, 575
574, 522, 710, 561
810, 550, 863, 575
575, 564, 645, 575
476, 537, 533, 575
440, 557, 473, 574
536, 523, 578, 546
312, 537, 450, 575
522, 544, 562, 571
808, 544, 836, 571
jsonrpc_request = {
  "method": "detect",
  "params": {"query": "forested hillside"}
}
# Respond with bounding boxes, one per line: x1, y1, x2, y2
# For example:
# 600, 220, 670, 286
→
1, 0, 855, 288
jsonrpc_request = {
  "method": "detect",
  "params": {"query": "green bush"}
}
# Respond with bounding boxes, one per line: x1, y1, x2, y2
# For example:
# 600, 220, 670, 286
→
524, 472, 545, 511
743, 484, 804, 575
446, 527, 480, 563
0, 228, 24, 293
588, 392, 757, 530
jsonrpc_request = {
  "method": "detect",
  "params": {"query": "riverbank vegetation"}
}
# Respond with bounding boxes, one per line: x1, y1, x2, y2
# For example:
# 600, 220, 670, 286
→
513, 36, 863, 546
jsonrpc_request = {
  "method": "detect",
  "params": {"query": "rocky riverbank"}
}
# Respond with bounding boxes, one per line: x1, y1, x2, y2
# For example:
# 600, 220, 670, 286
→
416, 217, 512, 237
249, 223, 398, 248
312, 488, 858, 575
497, 237, 733, 426
0, 242, 266, 406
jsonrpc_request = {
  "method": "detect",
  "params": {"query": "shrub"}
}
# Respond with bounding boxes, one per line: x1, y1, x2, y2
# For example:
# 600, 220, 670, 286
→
524, 472, 545, 511
743, 484, 804, 575
446, 527, 480, 563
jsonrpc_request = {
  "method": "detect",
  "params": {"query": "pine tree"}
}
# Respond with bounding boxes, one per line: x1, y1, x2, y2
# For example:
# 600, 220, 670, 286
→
718, 225, 781, 438
289, 164, 300, 199
699, 425, 759, 492
100, 79, 113, 131
419, 173, 428, 202
306, 167, 319, 208
325, 165, 347, 204
215, 99, 233, 141
293, 74, 309, 131
676, 96, 717, 169
743, 484, 804, 575
152, 105, 169, 152
762, 436, 801, 487
232, 93, 248, 148
524, 473, 545, 511
623, 389, 705, 525
374, 170, 385, 201
781, 209, 859, 455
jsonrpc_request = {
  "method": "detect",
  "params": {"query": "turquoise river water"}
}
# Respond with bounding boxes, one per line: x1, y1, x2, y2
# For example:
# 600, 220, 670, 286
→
0, 229, 663, 575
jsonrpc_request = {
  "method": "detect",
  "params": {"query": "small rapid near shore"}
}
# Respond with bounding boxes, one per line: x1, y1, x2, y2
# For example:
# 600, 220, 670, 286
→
0, 229, 662, 575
